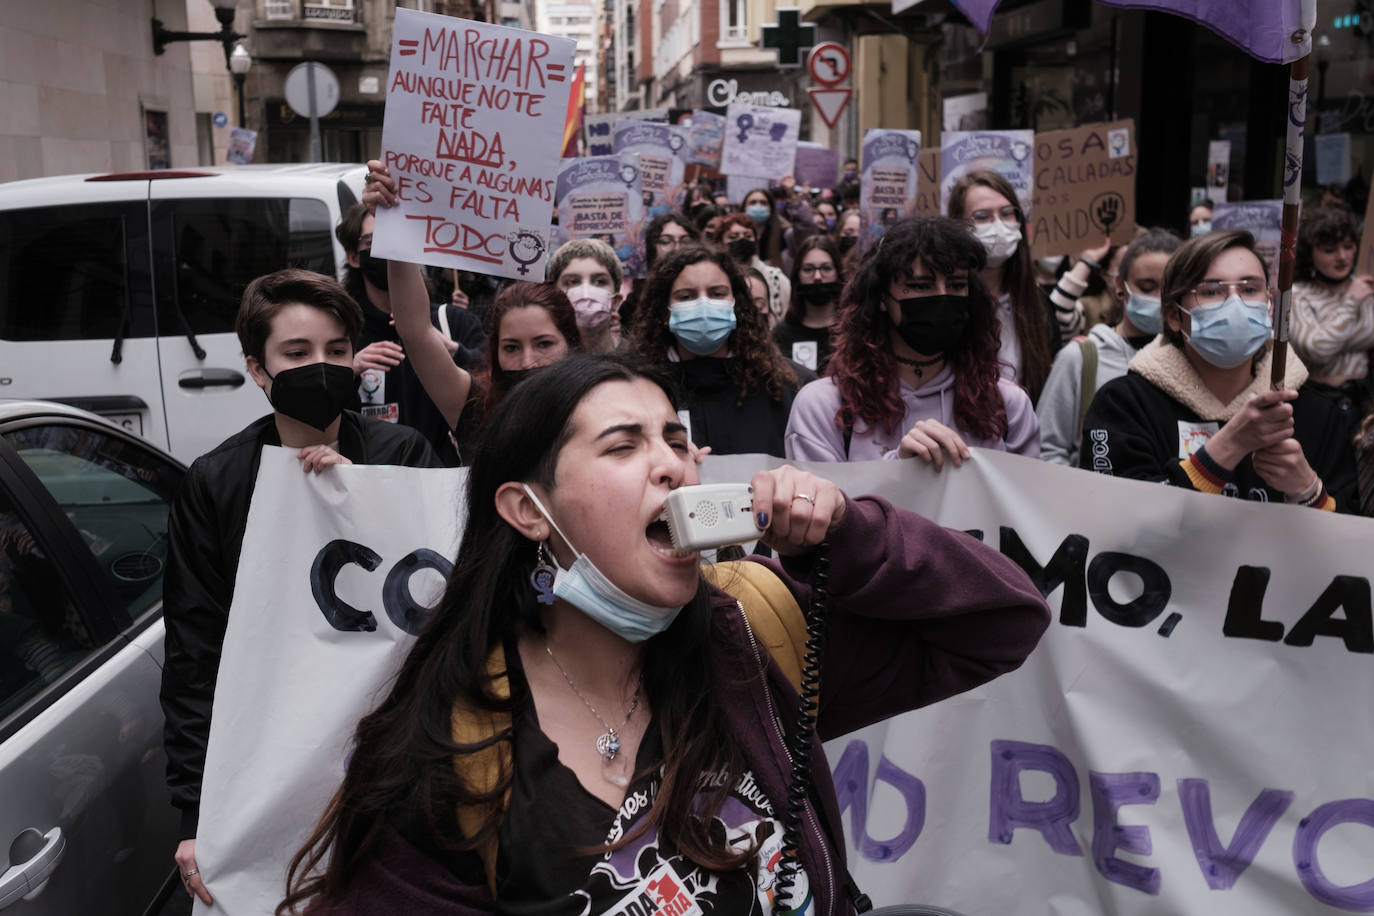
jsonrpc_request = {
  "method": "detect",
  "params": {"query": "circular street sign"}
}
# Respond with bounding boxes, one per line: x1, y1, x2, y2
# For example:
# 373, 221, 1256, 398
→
808, 42, 851, 87
212, 112, 229, 128
284, 62, 340, 119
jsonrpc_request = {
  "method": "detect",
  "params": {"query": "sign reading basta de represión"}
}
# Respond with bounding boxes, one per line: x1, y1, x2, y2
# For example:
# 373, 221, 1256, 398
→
553, 155, 647, 279
612, 119, 688, 216
371, 9, 576, 280
858, 129, 922, 254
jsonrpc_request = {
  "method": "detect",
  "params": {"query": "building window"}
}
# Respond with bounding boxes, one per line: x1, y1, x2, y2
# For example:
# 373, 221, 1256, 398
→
302, 0, 354, 22
264, 0, 296, 18
721, 0, 746, 41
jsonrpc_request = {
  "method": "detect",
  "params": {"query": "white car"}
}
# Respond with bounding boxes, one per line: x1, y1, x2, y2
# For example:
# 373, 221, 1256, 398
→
0, 400, 186, 914
0, 164, 366, 465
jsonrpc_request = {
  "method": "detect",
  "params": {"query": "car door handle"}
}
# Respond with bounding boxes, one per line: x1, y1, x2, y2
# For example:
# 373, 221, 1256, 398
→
0, 827, 65, 909
178, 368, 246, 390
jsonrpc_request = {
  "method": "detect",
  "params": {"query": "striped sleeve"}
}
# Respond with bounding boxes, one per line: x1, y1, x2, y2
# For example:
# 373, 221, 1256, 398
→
1178, 444, 1231, 494
1049, 271, 1087, 344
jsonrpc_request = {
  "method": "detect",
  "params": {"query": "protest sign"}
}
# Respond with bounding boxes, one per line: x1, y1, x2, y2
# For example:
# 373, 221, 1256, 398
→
553, 155, 647, 278
720, 103, 801, 178
684, 109, 726, 168
1316, 132, 1352, 186
584, 112, 616, 156
859, 129, 922, 253
612, 119, 688, 215
940, 129, 1035, 216
913, 147, 941, 218
370, 10, 575, 280
1207, 139, 1232, 190
794, 141, 839, 190
197, 448, 1374, 915
1213, 200, 1283, 284
726, 174, 772, 203
225, 127, 257, 165
1030, 119, 1137, 259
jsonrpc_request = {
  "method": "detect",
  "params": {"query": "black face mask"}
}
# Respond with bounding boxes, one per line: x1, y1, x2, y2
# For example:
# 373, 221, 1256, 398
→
358, 249, 390, 291
837, 235, 858, 254
799, 281, 843, 305
893, 294, 970, 356
502, 365, 546, 387
265, 362, 357, 431
726, 238, 758, 262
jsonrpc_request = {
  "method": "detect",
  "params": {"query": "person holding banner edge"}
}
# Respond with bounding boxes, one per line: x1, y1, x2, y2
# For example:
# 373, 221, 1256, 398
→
1079, 229, 1357, 511
276, 354, 1050, 916
162, 269, 441, 906
785, 216, 1039, 465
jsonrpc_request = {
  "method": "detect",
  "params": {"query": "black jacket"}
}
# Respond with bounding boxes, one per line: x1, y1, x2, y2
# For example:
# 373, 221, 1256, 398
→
667, 358, 803, 457
159, 412, 440, 838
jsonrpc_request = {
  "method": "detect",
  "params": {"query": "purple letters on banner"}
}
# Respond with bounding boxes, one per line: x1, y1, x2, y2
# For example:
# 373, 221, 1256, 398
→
1089, 771, 1162, 895
1293, 798, 1374, 910
988, 740, 1084, 855
831, 740, 926, 862
1178, 778, 1294, 891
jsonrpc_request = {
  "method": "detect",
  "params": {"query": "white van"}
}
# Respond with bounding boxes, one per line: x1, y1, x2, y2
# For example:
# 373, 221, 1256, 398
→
0, 164, 366, 464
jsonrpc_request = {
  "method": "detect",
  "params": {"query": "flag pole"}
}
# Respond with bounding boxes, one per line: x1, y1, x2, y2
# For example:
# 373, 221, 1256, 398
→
1271, 36, 1312, 388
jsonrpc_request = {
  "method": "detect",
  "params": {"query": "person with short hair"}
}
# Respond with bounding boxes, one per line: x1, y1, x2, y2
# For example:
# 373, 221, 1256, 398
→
546, 238, 624, 353
1037, 230, 1183, 465
162, 268, 440, 907
1079, 230, 1357, 510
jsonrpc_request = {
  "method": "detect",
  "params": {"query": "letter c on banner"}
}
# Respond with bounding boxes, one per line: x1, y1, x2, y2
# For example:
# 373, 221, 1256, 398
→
311, 539, 382, 632
382, 548, 455, 635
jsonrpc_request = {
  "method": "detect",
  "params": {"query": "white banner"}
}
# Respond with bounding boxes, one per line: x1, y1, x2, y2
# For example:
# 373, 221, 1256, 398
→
196, 448, 1374, 914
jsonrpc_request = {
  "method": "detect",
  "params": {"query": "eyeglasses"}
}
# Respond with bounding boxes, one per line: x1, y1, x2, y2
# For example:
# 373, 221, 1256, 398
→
656, 235, 687, 249
1186, 280, 1269, 306
967, 205, 1018, 225
799, 263, 837, 277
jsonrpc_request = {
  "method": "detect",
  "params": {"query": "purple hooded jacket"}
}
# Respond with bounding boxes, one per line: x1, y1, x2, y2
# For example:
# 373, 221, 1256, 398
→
785, 366, 1040, 462
309, 495, 1050, 915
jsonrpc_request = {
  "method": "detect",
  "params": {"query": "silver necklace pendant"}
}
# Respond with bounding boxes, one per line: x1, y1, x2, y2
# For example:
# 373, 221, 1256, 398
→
596, 729, 621, 761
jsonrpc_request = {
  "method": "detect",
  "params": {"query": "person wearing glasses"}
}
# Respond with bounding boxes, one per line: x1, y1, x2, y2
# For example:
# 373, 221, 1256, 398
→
1079, 230, 1357, 511
619, 213, 700, 337
948, 170, 1101, 404
773, 236, 845, 373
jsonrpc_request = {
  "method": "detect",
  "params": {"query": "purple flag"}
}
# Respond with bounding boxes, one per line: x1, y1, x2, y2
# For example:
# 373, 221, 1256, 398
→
951, 0, 1002, 32
1097, 0, 1313, 64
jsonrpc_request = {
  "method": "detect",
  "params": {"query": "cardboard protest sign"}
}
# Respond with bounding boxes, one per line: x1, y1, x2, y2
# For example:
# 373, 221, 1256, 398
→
859, 129, 922, 252
685, 110, 726, 168
1030, 119, 1137, 259
720, 103, 801, 179
913, 147, 941, 218
940, 129, 1034, 217
371, 10, 575, 280
612, 119, 688, 216
794, 142, 839, 190
584, 112, 616, 156
1213, 200, 1283, 285
553, 155, 647, 278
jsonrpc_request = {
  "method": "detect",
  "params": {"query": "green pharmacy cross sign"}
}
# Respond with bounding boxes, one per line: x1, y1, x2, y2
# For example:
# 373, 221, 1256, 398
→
761, 8, 816, 68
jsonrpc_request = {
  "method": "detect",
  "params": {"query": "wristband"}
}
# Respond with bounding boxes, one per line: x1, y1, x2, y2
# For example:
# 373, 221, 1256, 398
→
1079, 257, 1102, 271
1286, 476, 1324, 506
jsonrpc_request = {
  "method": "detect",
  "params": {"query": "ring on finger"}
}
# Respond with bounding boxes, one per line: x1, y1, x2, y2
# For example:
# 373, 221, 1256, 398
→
792, 492, 816, 506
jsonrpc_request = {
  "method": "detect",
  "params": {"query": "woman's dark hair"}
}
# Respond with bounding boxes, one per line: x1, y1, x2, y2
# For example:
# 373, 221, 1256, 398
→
645, 212, 700, 271
1297, 206, 1361, 280
480, 282, 583, 409
1107, 229, 1183, 325
827, 216, 1008, 442
1160, 229, 1265, 348
742, 186, 785, 268
630, 243, 796, 403
786, 235, 844, 324
947, 169, 1052, 402
279, 356, 758, 914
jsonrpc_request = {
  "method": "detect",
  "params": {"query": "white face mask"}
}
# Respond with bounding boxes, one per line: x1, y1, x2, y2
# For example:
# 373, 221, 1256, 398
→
974, 220, 1022, 268
568, 283, 614, 333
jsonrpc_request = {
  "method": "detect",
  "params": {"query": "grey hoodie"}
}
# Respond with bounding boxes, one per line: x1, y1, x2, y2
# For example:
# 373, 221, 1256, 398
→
785, 363, 1040, 461
1036, 323, 1142, 466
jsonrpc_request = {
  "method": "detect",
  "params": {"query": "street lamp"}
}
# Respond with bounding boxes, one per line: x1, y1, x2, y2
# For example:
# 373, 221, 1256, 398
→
151, 0, 245, 71
229, 43, 253, 128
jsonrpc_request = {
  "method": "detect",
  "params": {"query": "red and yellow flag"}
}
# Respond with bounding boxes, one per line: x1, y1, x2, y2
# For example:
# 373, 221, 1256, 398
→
561, 61, 586, 158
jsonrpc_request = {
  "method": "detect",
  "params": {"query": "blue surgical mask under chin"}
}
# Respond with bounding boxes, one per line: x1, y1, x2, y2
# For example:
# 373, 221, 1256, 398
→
1124, 287, 1163, 335
669, 298, 737, 355
521, 485, 683, 643
1184, 294, 1272, 369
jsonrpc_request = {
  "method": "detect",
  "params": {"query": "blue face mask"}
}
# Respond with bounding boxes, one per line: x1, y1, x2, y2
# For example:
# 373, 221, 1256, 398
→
522, 485, 683, 643
1184, 294, 1272, 369
745, 204, 770, 225
1124, 285, 1162, 335
1190, 220, 1212, 238
669, 298, 737, 355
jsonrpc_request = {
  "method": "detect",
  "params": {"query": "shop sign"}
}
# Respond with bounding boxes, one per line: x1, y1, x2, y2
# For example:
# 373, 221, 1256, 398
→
707, 78, 790, 108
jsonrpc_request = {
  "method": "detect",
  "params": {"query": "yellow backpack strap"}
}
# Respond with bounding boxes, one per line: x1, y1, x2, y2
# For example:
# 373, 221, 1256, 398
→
450, 644, 512, 896
701, 560, 806, 694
